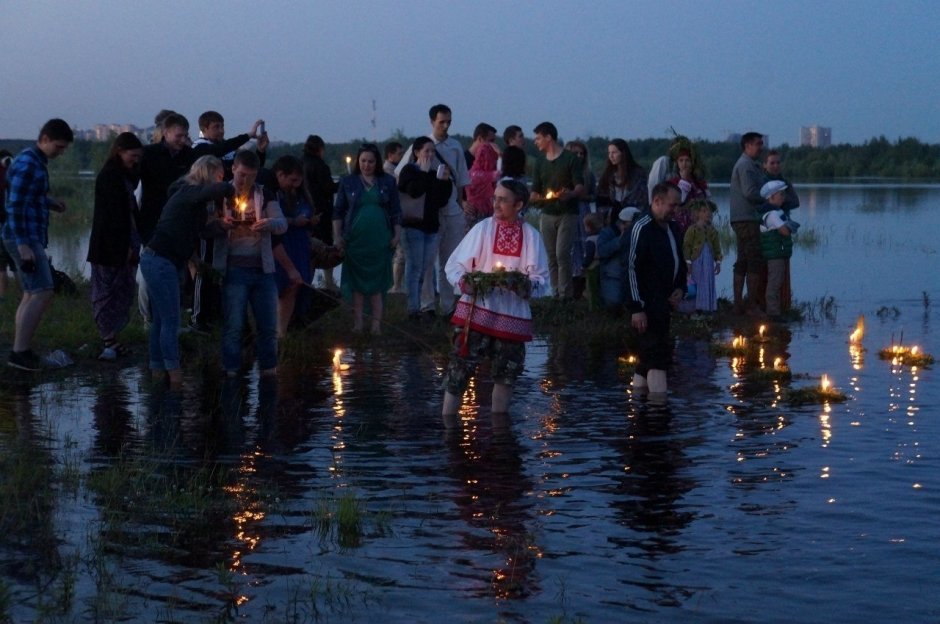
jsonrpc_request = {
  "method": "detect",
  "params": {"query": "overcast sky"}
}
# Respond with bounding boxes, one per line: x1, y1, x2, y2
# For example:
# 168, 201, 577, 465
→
2, 0, 938, 146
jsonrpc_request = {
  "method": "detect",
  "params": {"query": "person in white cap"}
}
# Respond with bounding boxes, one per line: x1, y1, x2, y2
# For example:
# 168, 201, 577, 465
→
759, 180, 799, 322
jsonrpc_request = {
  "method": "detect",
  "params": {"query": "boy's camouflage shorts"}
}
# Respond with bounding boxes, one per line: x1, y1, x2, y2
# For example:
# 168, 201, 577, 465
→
442, 328, 526, 394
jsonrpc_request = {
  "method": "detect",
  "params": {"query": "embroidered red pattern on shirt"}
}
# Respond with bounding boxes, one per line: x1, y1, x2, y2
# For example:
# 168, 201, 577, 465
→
493, 221, 523, 257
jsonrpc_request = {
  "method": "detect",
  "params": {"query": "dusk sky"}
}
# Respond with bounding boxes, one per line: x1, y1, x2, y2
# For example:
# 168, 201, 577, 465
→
3, 0, 938, 146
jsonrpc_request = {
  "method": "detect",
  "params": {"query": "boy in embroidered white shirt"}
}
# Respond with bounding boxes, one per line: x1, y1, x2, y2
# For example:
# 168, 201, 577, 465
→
441, 179, 549, 425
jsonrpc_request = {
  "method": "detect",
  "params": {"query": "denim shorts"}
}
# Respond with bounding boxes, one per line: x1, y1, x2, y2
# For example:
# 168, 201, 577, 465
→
2, 239, 54, 292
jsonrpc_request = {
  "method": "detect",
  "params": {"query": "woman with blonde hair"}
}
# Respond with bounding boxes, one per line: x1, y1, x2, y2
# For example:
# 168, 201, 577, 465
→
139, 155, 234, 388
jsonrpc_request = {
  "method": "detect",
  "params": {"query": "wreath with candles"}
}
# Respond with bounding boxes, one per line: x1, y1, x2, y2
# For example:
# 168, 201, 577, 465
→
462, 268, 533, 299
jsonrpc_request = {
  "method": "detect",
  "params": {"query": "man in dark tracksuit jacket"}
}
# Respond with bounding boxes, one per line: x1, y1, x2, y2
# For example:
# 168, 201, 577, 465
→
625, 182, 686, 398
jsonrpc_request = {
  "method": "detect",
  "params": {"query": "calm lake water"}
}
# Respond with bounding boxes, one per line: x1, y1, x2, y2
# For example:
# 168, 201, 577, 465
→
2, 184, 939, 622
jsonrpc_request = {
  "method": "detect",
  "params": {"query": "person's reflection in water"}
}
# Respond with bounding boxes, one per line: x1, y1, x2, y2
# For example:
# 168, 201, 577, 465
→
211, 375, 248, 456
610, 403, 697, 558
445, 413, 539, 599
91, 377, 139, 456
0, 386, 63, 590
143, 382, 184, 454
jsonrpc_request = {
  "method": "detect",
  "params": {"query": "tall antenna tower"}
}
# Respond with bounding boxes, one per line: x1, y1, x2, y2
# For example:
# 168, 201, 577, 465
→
371, 99, 377, 142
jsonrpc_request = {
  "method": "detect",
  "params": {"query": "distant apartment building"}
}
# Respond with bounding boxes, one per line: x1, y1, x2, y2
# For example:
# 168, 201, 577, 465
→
74, 123, 148, 142
800, 125, 831, 148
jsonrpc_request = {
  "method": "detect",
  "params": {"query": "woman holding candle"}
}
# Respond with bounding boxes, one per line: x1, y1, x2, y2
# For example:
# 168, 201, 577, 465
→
441, 178, 550, 425
140, 155, 234, 388
333, 143, 401, 334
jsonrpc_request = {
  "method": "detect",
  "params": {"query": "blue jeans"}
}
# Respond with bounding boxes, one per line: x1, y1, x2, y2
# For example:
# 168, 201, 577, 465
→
403, 227, 439, 313
222, 266, 278, 373
139, 249, 183, 370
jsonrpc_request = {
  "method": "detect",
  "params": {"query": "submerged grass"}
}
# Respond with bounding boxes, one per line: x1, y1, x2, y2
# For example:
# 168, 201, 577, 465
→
309, 489, 392, 551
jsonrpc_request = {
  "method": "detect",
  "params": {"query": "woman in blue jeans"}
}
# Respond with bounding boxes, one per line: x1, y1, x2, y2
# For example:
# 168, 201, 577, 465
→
140, 155, 233, 388
396, 137, 452, 319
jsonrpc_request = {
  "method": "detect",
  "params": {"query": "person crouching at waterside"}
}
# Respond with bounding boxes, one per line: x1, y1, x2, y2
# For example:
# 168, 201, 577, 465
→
441, 179, 550, 425
140, 156, 234, 389
625, 182, 687, 400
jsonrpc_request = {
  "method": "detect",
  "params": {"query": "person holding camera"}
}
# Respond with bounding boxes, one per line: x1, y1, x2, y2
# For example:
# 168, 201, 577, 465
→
1, 119, 74, 371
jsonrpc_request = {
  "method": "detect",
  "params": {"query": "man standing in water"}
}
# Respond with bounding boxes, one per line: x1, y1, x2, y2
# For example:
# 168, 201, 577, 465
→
1, 119, 73, 370
625, 182, 686, 400
396, 104, 470, 317
729, 132, 767, 315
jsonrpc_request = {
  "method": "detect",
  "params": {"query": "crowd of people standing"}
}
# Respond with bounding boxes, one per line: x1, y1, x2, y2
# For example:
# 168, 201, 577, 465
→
2, 109, 798, 408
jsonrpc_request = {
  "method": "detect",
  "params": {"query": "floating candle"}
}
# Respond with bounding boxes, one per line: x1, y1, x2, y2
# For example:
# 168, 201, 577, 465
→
849, 315, 864, 343
332, 349, 350, 371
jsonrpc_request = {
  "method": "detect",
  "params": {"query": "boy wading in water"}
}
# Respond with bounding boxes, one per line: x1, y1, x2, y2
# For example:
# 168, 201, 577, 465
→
441, 179, 549, 426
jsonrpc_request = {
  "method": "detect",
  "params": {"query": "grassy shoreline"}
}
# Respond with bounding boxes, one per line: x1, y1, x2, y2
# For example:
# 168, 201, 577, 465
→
0, 271, 795, 382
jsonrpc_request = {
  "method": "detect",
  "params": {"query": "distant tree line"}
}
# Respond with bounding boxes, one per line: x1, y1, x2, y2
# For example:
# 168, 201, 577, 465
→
3, 134, 938, 182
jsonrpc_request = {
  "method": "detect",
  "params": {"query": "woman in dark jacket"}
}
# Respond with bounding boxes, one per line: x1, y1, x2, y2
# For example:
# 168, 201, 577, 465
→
87, 132, 144, 360
596, 139, 649, 220
397, 137, 452, 319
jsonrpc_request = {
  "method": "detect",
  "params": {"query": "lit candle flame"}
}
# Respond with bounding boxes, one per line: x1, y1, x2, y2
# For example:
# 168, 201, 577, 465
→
544, 190, 556, 200
821, 374, 831, 392
911, 346, 919, 355
758, 325, 766, 338
732, 335, 746, 349
773, 357, 783, 370
849, 315, 864, 343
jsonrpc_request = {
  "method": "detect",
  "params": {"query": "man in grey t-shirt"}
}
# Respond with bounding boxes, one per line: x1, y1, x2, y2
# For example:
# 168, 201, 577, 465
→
728, 132, 767, 315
